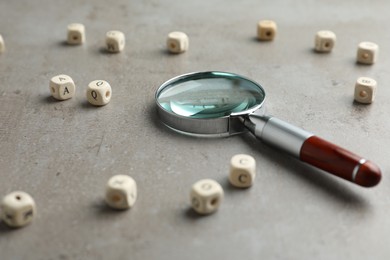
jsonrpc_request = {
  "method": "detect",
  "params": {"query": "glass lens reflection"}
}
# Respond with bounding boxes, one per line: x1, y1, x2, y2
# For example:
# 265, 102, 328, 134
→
157, 72, 265, 119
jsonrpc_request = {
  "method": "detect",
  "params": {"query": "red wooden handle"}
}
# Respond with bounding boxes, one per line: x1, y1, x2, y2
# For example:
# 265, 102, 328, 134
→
300, 136, 381, 187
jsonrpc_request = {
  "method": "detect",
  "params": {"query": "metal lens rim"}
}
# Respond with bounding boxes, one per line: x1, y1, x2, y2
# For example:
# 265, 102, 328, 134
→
155, 71, 266, 136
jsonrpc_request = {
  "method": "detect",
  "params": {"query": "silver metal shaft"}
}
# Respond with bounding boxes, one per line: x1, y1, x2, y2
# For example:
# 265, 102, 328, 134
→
241, 113, 314, 158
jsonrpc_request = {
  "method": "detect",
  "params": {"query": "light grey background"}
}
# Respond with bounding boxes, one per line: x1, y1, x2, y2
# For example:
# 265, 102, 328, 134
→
0, 0, 389, 259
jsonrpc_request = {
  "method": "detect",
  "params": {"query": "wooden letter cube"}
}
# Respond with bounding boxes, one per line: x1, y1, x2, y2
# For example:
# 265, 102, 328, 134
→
67, 23, 85, 45
1, 191, 36, 228
49, 74, 76, 100
86, 80, 112, 106
229, 154, 256, 188
357, 42, 378, 64
314, 30, 336, 52
190, 179, 223, 215
0, 34, 5, 54
106, 30, 125, 53
105, 175, 137, 210
167, 32, 189, 53
257, 20, 277, 41
354, 77, 377, 104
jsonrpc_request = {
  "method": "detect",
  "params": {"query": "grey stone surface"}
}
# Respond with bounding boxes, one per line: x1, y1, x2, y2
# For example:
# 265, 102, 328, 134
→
0, 0, 389, 259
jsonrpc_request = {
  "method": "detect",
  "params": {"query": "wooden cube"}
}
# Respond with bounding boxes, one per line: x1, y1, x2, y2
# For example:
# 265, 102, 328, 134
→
354, 77, 377, 104
229, 154, 256, 188
86, 80, 112, 106
257, 20, 277, 41
357, 42, 378, 64
1, 191, 36, 228
67, 23, 85, 45
314, 30, 336, 52
190, 179, 223, 215
49, 74, 76, 100
106, 30, 125, 53
167, 32, 189, 53
105, 175, 137, 210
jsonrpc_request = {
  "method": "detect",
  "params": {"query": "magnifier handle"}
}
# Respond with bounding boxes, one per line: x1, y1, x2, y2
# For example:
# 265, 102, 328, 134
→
245, 115, 381, 187
300, 135, 381, 187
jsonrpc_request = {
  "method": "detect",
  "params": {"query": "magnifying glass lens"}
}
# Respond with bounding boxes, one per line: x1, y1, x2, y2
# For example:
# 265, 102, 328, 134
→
157, 72, 265, 119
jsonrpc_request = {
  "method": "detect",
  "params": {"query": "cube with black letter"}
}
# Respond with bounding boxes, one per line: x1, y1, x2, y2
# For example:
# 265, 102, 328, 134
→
86, 80, 112, 106
49, 74, 76, 100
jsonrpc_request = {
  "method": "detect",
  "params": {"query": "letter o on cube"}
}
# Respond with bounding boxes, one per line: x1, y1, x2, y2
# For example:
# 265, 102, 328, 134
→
1, 191, 36, 228
49, 74, 76, 100
105, 175, 137, 210
190, 179, 223, 215
86, 80, 112, 106
229, 154, 256, 188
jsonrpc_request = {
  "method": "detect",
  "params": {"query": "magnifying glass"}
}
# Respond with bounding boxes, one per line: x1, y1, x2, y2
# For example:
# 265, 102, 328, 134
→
155, 71, 381, 187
